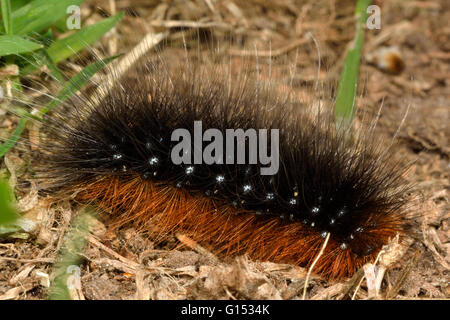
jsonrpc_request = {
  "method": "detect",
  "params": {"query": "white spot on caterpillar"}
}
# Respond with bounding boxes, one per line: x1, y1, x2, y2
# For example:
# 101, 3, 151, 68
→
243, 184, 252, 193
185, 166, 194, 174
340, 243, 348, 250
216, 175, 224, 183
149, 157, 159, 165
265, 192, 274, 200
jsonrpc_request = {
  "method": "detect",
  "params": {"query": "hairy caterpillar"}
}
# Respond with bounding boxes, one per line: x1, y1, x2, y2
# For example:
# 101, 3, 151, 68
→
6, 38, 412, 281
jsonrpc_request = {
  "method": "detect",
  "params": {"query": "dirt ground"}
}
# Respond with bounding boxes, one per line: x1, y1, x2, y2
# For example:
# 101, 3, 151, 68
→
0, 0, 448, 300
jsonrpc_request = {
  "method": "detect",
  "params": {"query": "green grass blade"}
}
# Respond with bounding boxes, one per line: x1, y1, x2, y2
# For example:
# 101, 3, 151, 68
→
0, 34, 42, 56
335, 0, 371, 124
33, 49, 64, 82
0, 55, 118, 158
0, 178, 18, 225
46, 12, 123, 64
1, 0, 13, 34
10, 0, 32, 11
11, 0, 83, 35
0, 117, 27, 158
39, 54, 120, 115
49, 208, 94, 300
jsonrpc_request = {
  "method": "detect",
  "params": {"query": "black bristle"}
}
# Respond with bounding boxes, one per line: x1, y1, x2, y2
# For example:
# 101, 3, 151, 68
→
39, 54, 410, 259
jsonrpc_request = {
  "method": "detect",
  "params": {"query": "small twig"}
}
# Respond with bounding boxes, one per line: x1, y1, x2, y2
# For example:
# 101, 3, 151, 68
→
311, 283, 345, 300
92, 31, 169, 105
340, 267, 365, 299
0, 281, 39, 300
229, 38, 309, 57
0, 257, 54, 263
90, 257, 137, 274
108, 0, 118, 55
135, 268, 151, 300
351, 247, 386, 300
203, 0, 217, 14
351, 235, 405, 300
150, 20, 231, 29
223, 286, 237, 300
302, 233, 330, 300
175, 232, 219, 263
88, 236, 140, 269
386, 250, 420, 299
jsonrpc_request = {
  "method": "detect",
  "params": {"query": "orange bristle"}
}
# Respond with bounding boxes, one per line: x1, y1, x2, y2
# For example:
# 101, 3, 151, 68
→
75, 175, 401, 279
